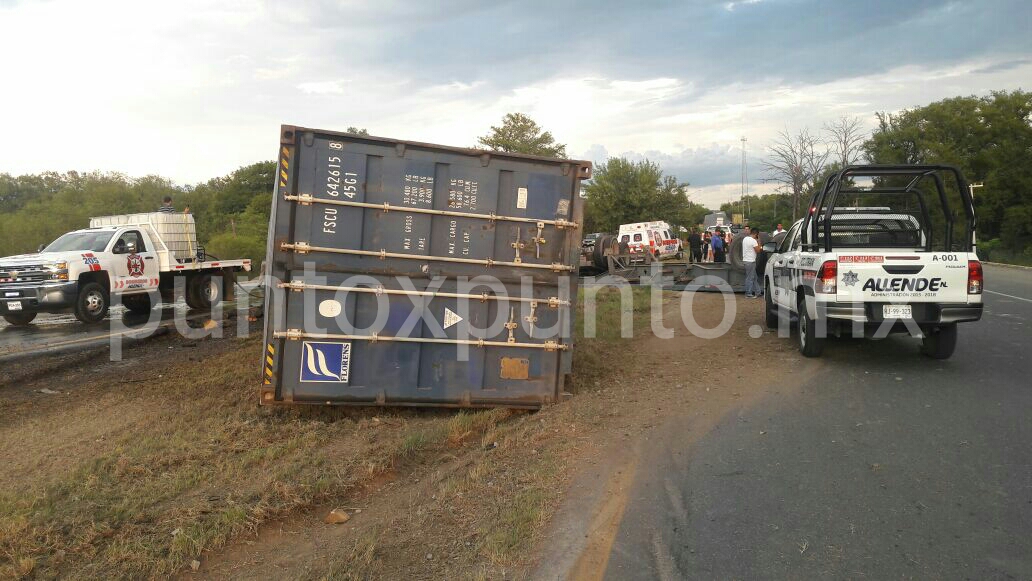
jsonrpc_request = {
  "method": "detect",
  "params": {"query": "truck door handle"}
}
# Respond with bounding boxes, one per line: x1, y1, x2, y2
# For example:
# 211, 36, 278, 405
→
145, 256, 154, 260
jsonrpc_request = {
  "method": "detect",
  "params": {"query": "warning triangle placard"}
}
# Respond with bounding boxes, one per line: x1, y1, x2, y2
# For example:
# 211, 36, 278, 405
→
443, 307, 463, 329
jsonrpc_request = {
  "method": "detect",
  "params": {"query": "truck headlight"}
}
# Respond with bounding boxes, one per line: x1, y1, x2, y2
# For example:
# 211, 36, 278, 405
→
48, 262, 69, 280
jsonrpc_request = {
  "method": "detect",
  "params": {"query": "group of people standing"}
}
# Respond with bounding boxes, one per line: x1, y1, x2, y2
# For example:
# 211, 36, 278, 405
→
685, 223, 788, 299
686, 228, 732, 263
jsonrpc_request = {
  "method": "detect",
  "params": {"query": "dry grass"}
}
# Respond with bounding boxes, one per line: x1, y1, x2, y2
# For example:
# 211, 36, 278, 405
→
0, 288, 657, 580
0, 338, 515, 580
572, 286, 658, 390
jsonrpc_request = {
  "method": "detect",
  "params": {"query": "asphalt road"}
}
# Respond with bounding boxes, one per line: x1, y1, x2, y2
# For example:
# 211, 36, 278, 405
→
603, 264, 1032, 580
0, 283, 261, 358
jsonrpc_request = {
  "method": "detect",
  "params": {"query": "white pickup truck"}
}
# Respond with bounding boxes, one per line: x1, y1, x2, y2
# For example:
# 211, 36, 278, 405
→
0, 212, 251, 325
762, 165, 983, 359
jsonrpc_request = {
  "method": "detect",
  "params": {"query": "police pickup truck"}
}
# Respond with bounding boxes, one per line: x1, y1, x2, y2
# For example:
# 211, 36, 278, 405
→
762, 165, 982, 359
0, 212, 250, 325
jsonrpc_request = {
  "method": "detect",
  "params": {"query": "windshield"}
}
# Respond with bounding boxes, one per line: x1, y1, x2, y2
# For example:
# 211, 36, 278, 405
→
44, 231, 113, 253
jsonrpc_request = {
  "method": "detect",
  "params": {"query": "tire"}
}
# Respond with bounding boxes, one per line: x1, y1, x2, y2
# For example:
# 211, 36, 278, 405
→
123, 293, 153, 315
186, 273, 222, 310
797, 296, 825, 357
74, 282, 109, 324
728, 234, 747, 271
764, 282, 778, 329
921, 324, 957, 359
591, 235, 618, 270
3, 312, 37, 326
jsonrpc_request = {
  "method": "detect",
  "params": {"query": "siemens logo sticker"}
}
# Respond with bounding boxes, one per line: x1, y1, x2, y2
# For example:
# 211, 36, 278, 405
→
300, 341, 351, 383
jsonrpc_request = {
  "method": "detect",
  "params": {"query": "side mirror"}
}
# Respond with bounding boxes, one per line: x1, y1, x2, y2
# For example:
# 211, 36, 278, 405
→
762, 243, 777, 253
37, 244, 46, 253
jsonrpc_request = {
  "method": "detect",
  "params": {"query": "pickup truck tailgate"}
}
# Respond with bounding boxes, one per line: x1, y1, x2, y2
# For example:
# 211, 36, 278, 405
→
838, 252, 971, 303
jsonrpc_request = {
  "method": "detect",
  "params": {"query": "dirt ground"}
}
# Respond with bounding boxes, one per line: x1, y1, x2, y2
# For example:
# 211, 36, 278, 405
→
0, 290, 804, 579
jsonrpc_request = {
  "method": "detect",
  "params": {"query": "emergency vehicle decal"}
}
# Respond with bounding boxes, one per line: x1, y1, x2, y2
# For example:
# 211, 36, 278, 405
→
126, 254, 145, 277
841, 255, 884, 263
842, 271, 860, 287
82, 253, 101, 271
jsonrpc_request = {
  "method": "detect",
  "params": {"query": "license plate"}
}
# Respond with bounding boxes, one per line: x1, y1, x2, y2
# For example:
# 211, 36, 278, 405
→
883, 304, 911, 319
7, 301, 22, 311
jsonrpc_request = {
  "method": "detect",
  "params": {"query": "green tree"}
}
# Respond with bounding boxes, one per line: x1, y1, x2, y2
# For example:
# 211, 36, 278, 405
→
0, 163, 275, 269
581, 157, 699, 233
346, 127, 370, 135
863, 90, 1032, 252
477, 113, 567, 158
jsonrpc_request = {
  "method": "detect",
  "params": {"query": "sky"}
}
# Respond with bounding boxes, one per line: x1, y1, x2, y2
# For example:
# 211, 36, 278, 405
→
1, 0, 1030, 208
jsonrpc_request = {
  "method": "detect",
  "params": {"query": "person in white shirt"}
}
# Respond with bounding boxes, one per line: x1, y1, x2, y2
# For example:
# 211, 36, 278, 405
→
742, 226, 762, 298
774, 223, 785, 236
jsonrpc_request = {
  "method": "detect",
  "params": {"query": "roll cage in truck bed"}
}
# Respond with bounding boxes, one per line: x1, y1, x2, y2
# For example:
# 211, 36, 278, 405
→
801, 165, 977, 253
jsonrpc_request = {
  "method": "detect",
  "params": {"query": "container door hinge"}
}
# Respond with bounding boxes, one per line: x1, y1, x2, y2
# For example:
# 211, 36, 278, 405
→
544, 340, 561, 352
285, 280, 306, 292
295, 193, 314, 206
511, 232, 525, 264
505, 307, 519, 343
524, 301, 538, 337
533, 222, 547, 259
284, 329, 304, 341
283, 241, 311, 254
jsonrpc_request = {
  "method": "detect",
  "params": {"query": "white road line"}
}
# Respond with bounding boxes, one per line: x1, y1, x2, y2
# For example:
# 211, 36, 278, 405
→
985, 290, 1032, 303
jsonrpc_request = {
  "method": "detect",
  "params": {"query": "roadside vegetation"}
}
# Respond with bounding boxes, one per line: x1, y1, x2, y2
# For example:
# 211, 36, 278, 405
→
720, 91, 1032, 265
0, 288, 653, 579
4, 92, 1029, 267
0, 163, 274, 268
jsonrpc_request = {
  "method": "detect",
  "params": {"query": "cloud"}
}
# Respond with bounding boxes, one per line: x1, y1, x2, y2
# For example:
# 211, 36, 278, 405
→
0, 0, 1029, 191
297, 80, 350, 95
724, 0, 763, 11
971, 58, 1032, 74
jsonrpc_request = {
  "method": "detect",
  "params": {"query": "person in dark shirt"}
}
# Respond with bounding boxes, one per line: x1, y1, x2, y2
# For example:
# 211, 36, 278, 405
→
688, 228, 703, 263
158, 196, 175, 213
711, 229, 726, 262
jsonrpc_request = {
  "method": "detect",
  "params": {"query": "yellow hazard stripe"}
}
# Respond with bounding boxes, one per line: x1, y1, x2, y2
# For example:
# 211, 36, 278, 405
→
264, 343, 276, 382
280, 147, 291, 187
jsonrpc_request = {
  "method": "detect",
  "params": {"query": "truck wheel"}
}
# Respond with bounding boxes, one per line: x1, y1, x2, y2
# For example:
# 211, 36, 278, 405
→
921, 324, 957, 359
3, 312, 37, 326
797, 296, 825, 357
591, 235, 618, 270
123, 294, 152, 315
186, 273, 222, 310
764, 282, 778, 329
74, 282, 109, 324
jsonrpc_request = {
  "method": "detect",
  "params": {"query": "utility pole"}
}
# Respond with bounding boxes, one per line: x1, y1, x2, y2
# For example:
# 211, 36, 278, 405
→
969, 182, 983, 199
740, 136, 748, 224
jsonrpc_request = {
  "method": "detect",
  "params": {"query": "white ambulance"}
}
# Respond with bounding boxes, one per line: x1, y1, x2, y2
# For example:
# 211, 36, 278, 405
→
617, 221, 682, 259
